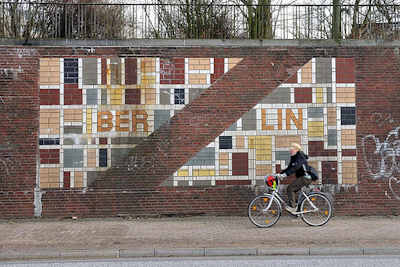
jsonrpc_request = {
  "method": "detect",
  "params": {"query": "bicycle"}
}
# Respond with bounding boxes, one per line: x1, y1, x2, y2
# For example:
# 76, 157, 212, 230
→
248, 174, 333, 227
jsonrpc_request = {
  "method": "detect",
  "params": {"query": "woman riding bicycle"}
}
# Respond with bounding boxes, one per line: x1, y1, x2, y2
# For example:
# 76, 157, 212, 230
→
276, 143, 312, 214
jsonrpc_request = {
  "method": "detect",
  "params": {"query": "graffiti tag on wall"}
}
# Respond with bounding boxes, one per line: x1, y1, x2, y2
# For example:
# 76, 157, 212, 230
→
362, 115, 400, 200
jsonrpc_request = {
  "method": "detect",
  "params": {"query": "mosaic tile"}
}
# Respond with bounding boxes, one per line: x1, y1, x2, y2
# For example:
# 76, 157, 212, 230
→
64, 58, 78, 84
192, 169, 215, 176
64, 126, 82, 134
39, 138, 60, 146
256, 164, 272, 176
74, 171, 84, 188
40, 109, 60, 135
242, 109, 257, 130
211, 58, 224, 83
87, 171, 97, 187
64, 149, 84, 168
40, 58, 60, 85
40, 149, 60, 164
40, 89, 60, 105
316, 58, 332, 83
174, 88, 185, 104
63, 171, 70, 189
177, 169, 189, 176
160, 58, 185, 84
154, 110, 170, 131
110, 87, 123, 105
87, 149, 96, 168
101, 88, 107, 104
328, 129, 337, 146
336, 58, 355, 83
341, 107, 356, 125
341, 129, 356, 146
308, 121, 324, 137
300, 61, 312, 83
160, 89, 171, 105
64, 85, 82, 105
327, 107, 336, 126
232, 153, 248, 176
260, 87, 290, 104
110, 58, 121, 85
327, 87, 332, 103
342, 160, 357, 184
83, 58, 98, 85
228, 58, 242, 70
110, 137, 144, 145
275, 151, 290, 164
308, 107, 324, 118
99, 138, 108, 145
316, 88, 323, 104
235, 135, 245, 148
86, 89, 98, 105
189, 73, 207, 84
219, 136, 232, 149
192, 180, 213, 186
189, 58, 210, 71
125, 58, 137, 85
336, 87, 355, 103
186, 147, 215, 166
111, 148, 130, 166
99, 148, 108, 167
40, 168, 60, 188
141, 58, 156, 73
219, 152, 229, 166
275, 135, 301, 148
189, 88, 205, 103
295, 87, 312, 103
64, 109, 82, 122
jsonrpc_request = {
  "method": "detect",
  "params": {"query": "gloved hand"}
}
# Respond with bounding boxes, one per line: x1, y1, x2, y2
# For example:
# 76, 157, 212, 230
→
276, 173, 287, 179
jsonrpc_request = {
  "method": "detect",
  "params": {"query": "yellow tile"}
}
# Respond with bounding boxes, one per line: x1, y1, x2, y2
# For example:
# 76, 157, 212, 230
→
189, 58, 210, 71
316, 88, 323, 104
308, 121, 324, 137
141, 75, 156, 86
193, 169, 215, 176
40, 168, 60, 189
178, 169, 189, 176
64, 109, 82, 122
235, 136, 245, 148
141, 58, 156, 74
189, 73, 207, 84
301, 61, 312, 83
74, 171, 84, 188
219, 169, 229, 176
275, 135, 301, 148
228, 58, 243, 70
336, 87, 355, 103
256, 164, 272, 176
342, 160, 357, 184
256, 149, 272, 161
327, 107, 337, 126
341, 129, 356, 146
87, 149, 96, 168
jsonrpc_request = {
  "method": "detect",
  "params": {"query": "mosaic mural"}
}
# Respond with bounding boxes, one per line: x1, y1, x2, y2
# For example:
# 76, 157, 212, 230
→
39, 57, 356, 189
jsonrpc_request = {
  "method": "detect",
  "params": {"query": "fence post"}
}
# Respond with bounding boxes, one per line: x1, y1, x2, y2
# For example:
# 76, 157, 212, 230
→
332, 0, 342, 42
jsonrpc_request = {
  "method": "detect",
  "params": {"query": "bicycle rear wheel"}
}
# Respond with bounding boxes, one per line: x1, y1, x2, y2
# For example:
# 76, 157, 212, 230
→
300, 193, 332, 226
248, 194, 281, 228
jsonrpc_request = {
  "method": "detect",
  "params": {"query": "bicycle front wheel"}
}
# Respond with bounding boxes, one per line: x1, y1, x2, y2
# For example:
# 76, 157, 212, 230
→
300, 193, 332, 227
248, 194, 281, 228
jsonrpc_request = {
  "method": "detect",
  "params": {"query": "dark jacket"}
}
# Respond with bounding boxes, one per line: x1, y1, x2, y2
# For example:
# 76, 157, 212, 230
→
280, 151, 309, 178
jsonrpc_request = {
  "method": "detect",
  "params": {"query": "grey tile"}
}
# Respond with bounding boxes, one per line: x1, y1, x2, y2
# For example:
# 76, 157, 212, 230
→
63, 137, 87, 145
242, 109, 256, 131
275, 151, 291, 164
101, 88, 107, 104
227, 122, 236, 131
64, 149, 83, 168
111, 148, 131, 166
154, 110, 170, 130
328, 129, 337, 146
316, 58, 332, 83
83, 58, 98, 85
177, 180, 189, 187
160, 89, 171, 105
111, 137, 145, 145
308, 107, 324, 118
110, 58, 121, 85
185, 147, 215, 166
86, 89, 98, 105
192, 180, 212, 187
327, 87, 332, 103
64, 126, 82, 134
260, 87, 290, 104
189, 88, 205, 103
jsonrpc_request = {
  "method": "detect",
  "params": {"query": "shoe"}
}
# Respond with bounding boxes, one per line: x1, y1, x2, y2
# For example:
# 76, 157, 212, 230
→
285, 206, 297, 214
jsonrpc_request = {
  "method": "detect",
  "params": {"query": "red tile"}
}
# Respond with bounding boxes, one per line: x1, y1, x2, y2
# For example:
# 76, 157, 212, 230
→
322, 161, 338, 184
160, 58, 185, 84
101, 58, 107, 85
342, 149, 357, 157
308, 141, 337, 157
125, 89, 141, 104
64, 172, 70, 189
64, 88, 82, 105
232, 153, 248, 176
336, 58, 355, 83
125, 58, 137, 85
40, 90, 60, 105
99, 137, 108, 145
294, 87, 312, 103
211, 58, 225, 84
40, 149, 60, 164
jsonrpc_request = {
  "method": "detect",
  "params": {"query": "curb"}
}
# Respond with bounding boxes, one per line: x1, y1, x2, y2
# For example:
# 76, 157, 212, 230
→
0, 247, 399, 261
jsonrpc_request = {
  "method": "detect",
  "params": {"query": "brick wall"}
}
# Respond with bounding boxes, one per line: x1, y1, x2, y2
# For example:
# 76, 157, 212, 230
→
0, 43, 399, 218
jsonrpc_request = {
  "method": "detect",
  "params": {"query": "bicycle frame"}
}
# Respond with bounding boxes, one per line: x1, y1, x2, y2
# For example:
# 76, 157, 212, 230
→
263, 183, 318, 215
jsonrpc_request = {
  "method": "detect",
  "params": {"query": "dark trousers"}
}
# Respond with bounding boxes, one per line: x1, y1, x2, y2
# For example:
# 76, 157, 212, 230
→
287, 176, 312, 208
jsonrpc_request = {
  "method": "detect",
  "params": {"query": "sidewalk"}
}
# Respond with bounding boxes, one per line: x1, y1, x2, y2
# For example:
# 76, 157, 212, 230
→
0, 215, 399, 260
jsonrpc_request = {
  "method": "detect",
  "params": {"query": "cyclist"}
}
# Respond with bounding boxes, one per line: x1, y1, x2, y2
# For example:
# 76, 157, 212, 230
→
276, 143, 311, 214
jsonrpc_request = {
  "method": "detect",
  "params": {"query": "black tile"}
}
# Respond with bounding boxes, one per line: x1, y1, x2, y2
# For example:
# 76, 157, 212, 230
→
99, 149, 107, 167
219, 136, 232, 149
64, 59, 79, 84
341, 107, 356, 125
174, 88, 185, 104
39, 138, 60, 145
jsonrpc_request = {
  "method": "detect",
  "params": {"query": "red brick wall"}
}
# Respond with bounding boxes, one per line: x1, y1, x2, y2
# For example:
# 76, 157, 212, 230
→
0, 45, 400, 218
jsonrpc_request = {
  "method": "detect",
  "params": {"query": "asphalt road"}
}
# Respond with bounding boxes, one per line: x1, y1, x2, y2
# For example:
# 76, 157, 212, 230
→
2, 256, 400, 267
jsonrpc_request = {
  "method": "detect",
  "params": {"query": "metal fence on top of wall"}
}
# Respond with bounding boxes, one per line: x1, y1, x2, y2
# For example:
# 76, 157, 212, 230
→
0, 3, 400, 41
